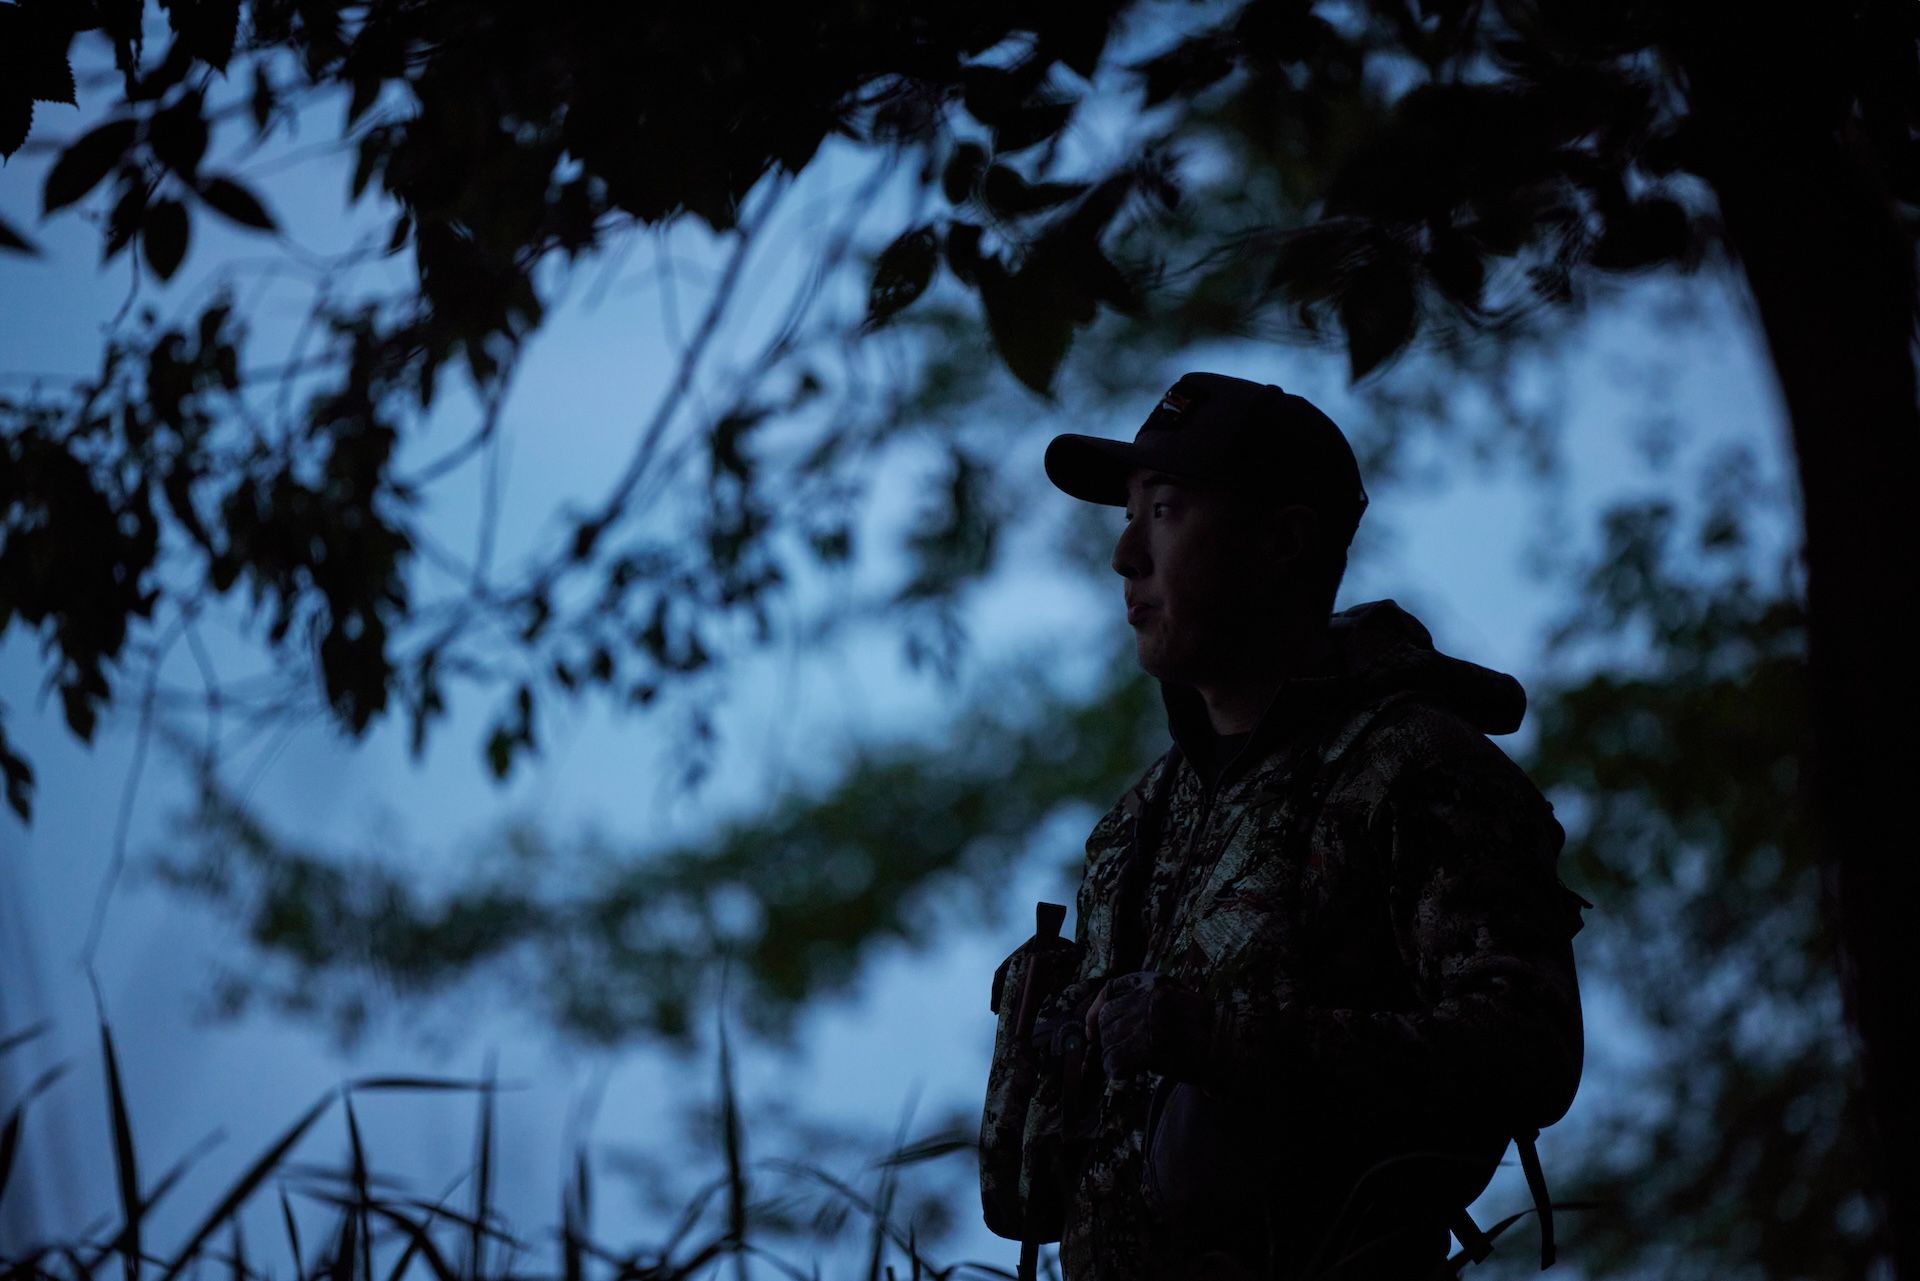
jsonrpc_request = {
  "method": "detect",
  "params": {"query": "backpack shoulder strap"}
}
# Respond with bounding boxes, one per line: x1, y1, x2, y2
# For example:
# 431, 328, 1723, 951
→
1112, 744, 1183, 975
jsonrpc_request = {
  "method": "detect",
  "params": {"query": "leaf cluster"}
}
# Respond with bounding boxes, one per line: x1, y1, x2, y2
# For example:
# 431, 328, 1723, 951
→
10, 0, 1916, 810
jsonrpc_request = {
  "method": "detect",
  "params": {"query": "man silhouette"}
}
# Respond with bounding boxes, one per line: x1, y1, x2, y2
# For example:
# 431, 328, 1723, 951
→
980, 373, 1584, 1280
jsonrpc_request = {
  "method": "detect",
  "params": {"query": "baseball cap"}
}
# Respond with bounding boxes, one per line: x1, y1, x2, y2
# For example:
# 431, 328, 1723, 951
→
1043, 372, 1370, 548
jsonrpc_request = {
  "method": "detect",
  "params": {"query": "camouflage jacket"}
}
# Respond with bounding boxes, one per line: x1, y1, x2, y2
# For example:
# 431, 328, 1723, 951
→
980, 600, 1585, 1280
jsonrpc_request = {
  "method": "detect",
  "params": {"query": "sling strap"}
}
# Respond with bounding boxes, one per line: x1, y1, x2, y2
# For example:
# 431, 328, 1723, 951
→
1446, 1129, 1556, 1273
1516, 1129, 1556, 1268
1113, 743, 1184, 975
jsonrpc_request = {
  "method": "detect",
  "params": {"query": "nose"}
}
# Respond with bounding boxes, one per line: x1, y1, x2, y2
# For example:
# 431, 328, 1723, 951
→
1112, 513, 1147, 580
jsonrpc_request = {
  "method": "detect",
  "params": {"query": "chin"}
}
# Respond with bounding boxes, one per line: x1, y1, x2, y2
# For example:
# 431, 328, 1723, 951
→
1132, 640, 1183, 684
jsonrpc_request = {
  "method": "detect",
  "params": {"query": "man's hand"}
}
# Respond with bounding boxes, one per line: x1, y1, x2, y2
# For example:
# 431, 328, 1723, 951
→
1085, 971, 1214, 1080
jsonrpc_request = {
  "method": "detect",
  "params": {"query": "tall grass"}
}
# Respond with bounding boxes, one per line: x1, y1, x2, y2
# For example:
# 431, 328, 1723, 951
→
0, 1015, 1014, 1281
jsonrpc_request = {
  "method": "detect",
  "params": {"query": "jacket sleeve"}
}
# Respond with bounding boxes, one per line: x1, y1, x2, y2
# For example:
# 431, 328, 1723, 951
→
1193, 720, 1585, 1136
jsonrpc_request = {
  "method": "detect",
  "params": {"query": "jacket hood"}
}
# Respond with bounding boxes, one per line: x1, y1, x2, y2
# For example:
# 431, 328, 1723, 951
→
1160, 598, 1527, 780
1324, 598, 1526, 734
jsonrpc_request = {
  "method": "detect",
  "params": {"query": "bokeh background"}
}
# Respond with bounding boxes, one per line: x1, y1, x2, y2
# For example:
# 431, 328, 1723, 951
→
1, 2, 1900, 1278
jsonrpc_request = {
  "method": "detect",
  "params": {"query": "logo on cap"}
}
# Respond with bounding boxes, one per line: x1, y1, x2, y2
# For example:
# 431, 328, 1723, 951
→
1157, 390, 1190, 418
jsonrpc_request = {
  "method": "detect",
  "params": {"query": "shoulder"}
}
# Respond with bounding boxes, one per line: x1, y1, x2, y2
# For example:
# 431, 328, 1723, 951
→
1332, 694, 1551, 822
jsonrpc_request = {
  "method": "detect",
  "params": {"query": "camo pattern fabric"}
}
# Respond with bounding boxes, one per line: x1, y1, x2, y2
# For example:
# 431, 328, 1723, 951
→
983, 644, 1585, 1281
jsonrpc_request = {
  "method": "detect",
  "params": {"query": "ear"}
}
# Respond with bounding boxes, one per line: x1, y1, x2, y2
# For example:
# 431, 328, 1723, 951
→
1269, 504, 1318, 566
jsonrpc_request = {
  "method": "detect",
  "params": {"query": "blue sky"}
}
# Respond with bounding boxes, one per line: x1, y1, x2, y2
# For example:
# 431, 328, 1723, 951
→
0, 26, 1801, 1278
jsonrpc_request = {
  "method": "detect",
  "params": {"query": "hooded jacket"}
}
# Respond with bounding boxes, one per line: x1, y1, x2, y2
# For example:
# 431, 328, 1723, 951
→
980, 599, 1585, 1280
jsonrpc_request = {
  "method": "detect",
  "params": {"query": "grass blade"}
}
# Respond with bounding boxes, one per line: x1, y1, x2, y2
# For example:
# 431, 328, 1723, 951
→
281, 1188, 305, 1281
96, 997, 143, 1281
0, 1021, 51, 1058
466, 1055, 495, 1281
0, 1106, 21, 1214
300, 1194, 521, 1252
344, 1098, 373, 1281
560, 1149, 582, 1281
280, 1164, 408, 1192
866, 1090, 918, 1281
327, 1203, 355, 1281
157, 1091, 336, 1281
658, 1175, 728, 1265
86, 1129, 227, 1272
0, 1062, 70, 1210
871, 1130, 973, 1170
344, 1078, 495, 1094
717, 1017, 748, 1281
368, 1201, 456, 1281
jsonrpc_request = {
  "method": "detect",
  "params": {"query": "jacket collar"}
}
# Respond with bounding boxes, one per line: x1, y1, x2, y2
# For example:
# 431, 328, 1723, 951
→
1155, 597, 1529, 792
1159, 638, 1351, 793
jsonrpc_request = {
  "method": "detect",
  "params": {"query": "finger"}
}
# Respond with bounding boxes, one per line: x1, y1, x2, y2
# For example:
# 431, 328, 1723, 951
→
1085, 986, 1109, 1039
1102, 1026, 1149, 1078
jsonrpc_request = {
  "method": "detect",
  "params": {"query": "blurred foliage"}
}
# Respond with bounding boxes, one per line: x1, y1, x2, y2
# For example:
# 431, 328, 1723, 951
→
156, 636, 1163, 1046
1510, 459, 1888, 1276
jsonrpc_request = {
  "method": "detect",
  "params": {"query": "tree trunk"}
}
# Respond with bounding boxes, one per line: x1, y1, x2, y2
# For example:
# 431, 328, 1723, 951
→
1688, 28, 1920, 1276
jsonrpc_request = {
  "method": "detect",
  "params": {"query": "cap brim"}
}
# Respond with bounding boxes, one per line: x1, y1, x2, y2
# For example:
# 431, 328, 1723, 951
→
1044, 433, 1198, 506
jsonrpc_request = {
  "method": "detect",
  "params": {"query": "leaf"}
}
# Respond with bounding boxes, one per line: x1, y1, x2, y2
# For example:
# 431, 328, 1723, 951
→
250, 64, 274, 133
349, 134, 381, 201
1264, 217, 1365, 306
944, 221, 982, 285
865, 226, 937, 329
978, 260, 1072, 396
1425, 228, 1485, 310
991, 97, 1076, 154
0, 211, 39, 254
150, 92, 208, 178
484, 728, 513, 779
187, 0, 240, 70
143, 199, 189, 280
941, 142, 987, 204
196, 175, 277, 232
981, 166, 1087, 218
1042, 8, 1110, 79
1131, 34, 1236, 107
1589, 197, 1690, 272
0, 95, 31, 161
43, 118, 138, 213
1339, 245, 1418, 381
30, 58, 77, 107
103, 180, 146, 262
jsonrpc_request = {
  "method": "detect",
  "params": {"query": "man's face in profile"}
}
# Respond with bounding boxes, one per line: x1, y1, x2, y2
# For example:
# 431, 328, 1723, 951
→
1113, 468, 1274, 686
